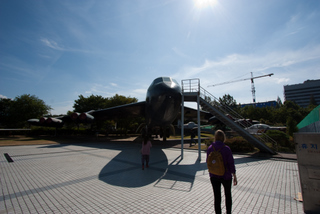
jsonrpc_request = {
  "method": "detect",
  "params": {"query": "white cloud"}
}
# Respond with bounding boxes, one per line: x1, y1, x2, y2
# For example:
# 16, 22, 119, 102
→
178, 45, 320, 85
40, 37, 95, 54
110, 83, 118, 87
174, 45, 320, 103
41, 38, 63, 50
131, 88, 146, 101
0, 94, 8, 99
85, 84, 113, 96
172, 47, 191, 59
50, 102, 74, 115
275, 78, 290, 84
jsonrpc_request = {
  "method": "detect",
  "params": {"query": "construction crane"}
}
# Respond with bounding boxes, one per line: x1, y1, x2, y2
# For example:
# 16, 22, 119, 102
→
208, 72, 274, 103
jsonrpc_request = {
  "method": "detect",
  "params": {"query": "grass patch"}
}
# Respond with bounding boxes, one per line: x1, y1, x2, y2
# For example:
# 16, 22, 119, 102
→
0, 136, 59, 146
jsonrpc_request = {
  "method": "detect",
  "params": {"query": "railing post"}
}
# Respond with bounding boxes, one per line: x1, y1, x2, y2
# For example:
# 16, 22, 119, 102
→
181, 82, 185, 159
197, 91, 201, 162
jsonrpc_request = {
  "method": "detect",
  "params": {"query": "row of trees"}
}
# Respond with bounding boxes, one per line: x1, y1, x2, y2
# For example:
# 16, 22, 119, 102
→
215, 94, 317, 136
0, 94, 140, 130
71, 94, 142, 133
73, 94, 137, 113
0, 94, 51, 128
0, 93, 317, 134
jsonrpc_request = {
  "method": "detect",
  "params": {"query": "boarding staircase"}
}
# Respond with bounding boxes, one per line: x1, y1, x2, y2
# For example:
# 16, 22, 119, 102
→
182, 79, 277, 155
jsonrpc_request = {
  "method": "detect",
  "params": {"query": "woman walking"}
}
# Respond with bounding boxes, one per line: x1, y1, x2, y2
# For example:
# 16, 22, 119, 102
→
207, 130, 237, 214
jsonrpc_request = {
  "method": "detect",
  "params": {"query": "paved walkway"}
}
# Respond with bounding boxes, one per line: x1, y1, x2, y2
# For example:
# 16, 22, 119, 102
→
0, 141, 303, 213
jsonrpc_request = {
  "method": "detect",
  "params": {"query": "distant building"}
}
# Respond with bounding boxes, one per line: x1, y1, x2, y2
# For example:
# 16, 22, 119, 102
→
241, 101, 277, 108
284, 79, 320, 108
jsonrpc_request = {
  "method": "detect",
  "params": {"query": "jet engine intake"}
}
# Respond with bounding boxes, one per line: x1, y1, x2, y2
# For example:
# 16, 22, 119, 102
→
79, 113, 94, 123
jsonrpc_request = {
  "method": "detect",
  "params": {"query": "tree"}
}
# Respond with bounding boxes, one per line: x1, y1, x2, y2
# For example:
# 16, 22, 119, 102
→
207, 93, 312, 133
276, 96, 282, 108
0, 94, 51, 128
273, 100, 308, 126
108, 94, 137, 107
309, 95, 317, 106
286, 116, 298, 136
219, 94, 237, 108
0, 98, 13, 127
73, 94, 138, 112
73, 95, 108, 112
73, 94, 139, 133
106, 94, 139, 133
239, 105, 262, 121
307, 95, 318, 112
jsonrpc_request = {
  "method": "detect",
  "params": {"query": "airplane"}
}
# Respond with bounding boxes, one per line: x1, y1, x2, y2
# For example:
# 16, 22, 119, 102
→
28, 77, 213, 141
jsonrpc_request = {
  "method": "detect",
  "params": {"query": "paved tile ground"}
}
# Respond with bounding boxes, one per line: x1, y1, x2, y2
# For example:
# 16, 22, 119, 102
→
0, 141, 303, 213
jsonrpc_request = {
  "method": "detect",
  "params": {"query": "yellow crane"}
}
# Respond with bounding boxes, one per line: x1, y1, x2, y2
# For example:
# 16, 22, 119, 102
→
208, 72, 274, 103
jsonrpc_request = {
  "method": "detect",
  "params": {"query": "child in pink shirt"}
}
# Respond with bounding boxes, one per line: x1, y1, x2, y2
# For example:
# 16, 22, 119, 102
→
141, 136, 152, 170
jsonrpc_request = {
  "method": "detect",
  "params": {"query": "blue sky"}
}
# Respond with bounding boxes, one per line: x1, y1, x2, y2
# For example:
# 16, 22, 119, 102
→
1, 0, 320, 115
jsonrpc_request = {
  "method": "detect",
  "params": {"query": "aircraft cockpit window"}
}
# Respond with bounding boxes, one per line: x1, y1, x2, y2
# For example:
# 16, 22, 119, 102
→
151, 77, 178, 86
163, 77, 171, 82
172, 79, 179, 85
152, 78, 163, 85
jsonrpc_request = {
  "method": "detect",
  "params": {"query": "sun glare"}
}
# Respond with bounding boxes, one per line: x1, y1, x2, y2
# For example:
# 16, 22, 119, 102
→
194, 0, 217, 9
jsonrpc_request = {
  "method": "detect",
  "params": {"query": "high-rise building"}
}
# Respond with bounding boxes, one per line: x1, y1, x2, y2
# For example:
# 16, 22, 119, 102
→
284, 79, 320, 108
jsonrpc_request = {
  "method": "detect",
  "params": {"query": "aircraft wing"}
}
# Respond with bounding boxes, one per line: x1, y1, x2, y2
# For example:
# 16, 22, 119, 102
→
84, 104, 211, 123
182, 106, 213, 122
28, 102, 146, 127
28, 102, 212, 127
91, 101, 146, 120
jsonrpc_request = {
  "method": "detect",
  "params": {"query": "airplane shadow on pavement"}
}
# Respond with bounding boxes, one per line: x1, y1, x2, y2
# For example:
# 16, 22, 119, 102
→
98, 146, 272, 191
39, 140, 272, 191
98, 145, 208, 191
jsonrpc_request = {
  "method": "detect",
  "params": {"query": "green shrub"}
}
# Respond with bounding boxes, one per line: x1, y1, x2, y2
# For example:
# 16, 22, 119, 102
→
265, 130, 289, 147
265, 130, 295, 152
225, 136, 255, 152
286, 117, 298, 136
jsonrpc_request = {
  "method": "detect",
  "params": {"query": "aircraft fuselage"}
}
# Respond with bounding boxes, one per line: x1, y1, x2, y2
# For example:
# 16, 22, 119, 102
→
145, 77, 182, 127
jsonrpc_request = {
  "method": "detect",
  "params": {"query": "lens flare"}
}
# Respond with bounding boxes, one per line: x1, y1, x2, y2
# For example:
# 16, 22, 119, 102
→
194, 0, 217, 9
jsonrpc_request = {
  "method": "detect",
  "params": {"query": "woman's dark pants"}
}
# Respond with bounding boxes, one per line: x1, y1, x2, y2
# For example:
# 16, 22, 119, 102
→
210, 177, 232, 214
141, 155, 149, 166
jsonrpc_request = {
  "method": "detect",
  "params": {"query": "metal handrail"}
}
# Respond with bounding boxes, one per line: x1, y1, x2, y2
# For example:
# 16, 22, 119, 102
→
199, 86, 252, 128
181, 79, 200, 93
